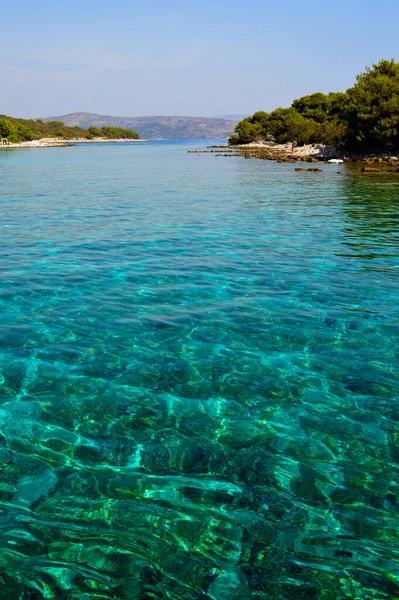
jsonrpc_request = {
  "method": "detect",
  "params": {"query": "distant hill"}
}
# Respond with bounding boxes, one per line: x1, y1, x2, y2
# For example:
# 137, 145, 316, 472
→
43, 113, 238, 140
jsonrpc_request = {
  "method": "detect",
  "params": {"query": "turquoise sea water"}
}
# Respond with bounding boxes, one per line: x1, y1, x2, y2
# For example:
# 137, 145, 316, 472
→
0, 140, 399, 599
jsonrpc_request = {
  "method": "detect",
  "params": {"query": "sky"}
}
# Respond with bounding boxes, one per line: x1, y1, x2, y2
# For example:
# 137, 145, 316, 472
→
1, 0, 399, 119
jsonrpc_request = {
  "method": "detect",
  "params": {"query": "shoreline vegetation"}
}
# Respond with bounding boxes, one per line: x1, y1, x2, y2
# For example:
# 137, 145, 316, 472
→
224, 59, 399, 169
0, 116, 141, 147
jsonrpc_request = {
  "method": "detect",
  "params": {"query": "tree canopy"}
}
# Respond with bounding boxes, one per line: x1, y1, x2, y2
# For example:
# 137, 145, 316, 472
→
230, 59, 399, 150
345, 59, 399, 148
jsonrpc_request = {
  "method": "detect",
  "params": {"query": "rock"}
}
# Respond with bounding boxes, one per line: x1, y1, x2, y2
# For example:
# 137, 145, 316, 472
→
295, 168, 306, 171
307, 168, 323, 172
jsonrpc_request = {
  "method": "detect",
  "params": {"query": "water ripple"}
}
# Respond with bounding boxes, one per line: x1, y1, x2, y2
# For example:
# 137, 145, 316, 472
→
0, 142, 399, 599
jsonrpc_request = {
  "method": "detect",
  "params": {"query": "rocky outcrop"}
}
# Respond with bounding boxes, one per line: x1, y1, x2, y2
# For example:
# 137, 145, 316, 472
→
189, 142, 399, 173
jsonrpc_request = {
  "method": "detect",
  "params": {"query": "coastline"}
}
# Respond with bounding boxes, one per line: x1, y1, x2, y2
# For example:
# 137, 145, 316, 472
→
189, 142, 399, 171
0, 137, 147, 149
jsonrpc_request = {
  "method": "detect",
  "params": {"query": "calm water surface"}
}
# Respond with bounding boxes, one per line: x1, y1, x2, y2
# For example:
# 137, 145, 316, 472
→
0, 141, 399, 599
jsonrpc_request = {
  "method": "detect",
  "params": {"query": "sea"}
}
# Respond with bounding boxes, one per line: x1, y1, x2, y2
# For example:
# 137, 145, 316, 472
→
0, 140, 398, 599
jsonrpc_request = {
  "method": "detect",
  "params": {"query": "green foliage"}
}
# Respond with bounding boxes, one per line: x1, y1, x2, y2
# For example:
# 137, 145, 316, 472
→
266, 108, 317, 145
252, 111, 270, 127
118, 127, 140, 139
292, 92, 346, 123
89, 125, 140, 139
230, 59, 399, 150
229, 118, 263, 145
345, 59, 399, 148
101, 126, 140, 139
0, 117, 140, 143
0, 118, 14, 138
313, 121, 347, 146
0, 118, 36, 142
88, 126, 102, 137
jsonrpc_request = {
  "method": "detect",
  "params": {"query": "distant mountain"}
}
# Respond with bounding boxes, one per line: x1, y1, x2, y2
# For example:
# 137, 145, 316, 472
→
43, 113, 238, 140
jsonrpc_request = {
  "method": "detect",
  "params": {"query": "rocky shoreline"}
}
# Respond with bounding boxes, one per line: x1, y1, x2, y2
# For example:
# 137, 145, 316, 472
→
188, 142, 399, 173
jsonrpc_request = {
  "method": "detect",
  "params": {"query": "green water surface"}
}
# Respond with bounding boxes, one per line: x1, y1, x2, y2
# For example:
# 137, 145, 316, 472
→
0, 141, 398, 599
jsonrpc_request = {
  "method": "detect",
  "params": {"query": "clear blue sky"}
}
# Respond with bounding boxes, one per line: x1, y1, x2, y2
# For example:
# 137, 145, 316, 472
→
1, 0, 398, 118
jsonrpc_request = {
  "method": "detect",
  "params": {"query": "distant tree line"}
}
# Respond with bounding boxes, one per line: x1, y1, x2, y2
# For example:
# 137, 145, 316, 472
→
230, 59, 399, 150
0, 117, 140, 143
87, 126, 140, 139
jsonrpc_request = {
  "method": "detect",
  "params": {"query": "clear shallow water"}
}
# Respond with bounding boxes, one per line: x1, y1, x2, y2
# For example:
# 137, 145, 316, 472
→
0, 141, 399, 599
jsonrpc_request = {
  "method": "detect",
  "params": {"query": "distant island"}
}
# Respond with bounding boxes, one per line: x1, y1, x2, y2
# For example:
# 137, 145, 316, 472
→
0, 116, 140, 145
229, 59, 399, 153
43, 114, 238, 140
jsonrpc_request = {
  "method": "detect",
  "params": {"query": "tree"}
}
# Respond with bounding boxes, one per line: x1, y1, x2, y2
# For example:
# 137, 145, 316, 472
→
313, 121, 347, 145
252, 111, 270, 127
88, 126, 102, 137
94, 126, 139, 139
14, 123, 34, 141
344, 59, 399, 149
292, 92, 347, 124
229, 119, 262, 144
0, 118, 14, 138
266, 108, 317, 145
119, 128, 140, 139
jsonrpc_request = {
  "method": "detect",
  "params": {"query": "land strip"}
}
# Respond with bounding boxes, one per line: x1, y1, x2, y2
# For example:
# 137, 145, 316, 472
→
0, 138, 147, 149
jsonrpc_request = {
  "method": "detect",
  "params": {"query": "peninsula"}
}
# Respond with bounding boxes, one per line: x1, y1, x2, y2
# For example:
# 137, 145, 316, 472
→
228, 59, 399, 161
186, 59, 395, 172
0, 116, 141, 147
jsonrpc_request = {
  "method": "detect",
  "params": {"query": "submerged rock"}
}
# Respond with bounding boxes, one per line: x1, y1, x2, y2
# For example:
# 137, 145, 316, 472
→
13, 468, 57, 506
